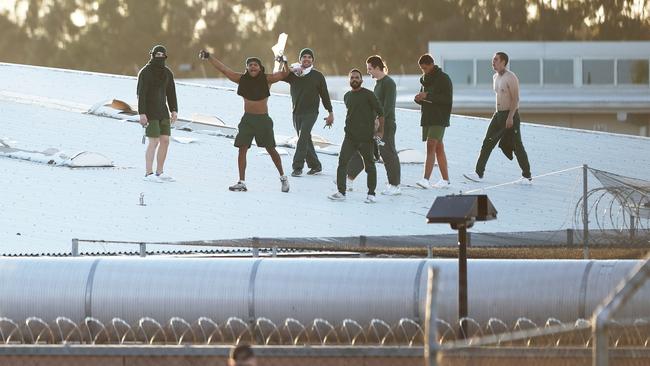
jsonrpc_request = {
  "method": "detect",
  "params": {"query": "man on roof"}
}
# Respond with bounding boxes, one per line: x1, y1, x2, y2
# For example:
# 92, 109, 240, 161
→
137, 44, 178, 182
199, 49, 290, 192
282, 47, 334, 177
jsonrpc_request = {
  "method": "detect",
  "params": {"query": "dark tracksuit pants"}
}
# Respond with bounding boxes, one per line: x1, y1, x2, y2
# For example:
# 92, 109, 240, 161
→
475, 110, 531, 178
337, 138, 377, 195
347, 121, 401, 186
292, 113, 321, 171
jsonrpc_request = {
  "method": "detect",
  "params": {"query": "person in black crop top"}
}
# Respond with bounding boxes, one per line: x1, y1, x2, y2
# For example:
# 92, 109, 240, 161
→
199, 49, 292, 193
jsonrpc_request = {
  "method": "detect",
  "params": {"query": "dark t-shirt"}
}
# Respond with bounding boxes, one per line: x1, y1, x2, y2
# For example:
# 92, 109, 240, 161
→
343, 88, 384, 142
237, 72, 270, 101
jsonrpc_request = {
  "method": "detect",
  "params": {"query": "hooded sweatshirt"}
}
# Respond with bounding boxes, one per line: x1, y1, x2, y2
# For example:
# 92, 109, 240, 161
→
137, 57, 178, 120
416, 65, 452, 127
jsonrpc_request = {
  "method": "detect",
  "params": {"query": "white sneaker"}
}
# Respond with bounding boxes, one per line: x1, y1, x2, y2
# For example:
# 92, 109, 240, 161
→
156, 173, 175, 182
365, 194, 377, 204
229, 181, 247, 192
517, 177, 533, 185
431, 179, 451, 189
463, 172, 483, 182
416, 178, 431, 189
382, 185, 401, 196
143, 174, 163, 183
280, 175, 290, 192
328, 191, 346, 201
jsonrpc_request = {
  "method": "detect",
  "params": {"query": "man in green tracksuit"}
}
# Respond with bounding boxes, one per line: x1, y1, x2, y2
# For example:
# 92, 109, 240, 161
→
328, 69, 384, 203
137, 44, 178, 183
346, 55, 401, 195
283, 48, 334, 176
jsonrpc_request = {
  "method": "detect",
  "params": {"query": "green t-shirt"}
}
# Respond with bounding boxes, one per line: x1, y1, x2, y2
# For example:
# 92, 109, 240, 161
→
374, 75, 396, 124
343, 87, 384, 142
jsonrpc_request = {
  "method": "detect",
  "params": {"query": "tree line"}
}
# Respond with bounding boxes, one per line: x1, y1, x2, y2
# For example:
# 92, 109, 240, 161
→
1, 0, 648, 77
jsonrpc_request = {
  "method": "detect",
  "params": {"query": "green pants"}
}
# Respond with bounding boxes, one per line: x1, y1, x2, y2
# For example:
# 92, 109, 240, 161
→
337, 138, 376, 195
347, 121, 400, 186
475, 110, 531, 178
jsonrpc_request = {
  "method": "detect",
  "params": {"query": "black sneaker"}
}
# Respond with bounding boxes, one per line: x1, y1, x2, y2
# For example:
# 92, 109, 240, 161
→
306, 167, 322, 175
291, 169, 303, 177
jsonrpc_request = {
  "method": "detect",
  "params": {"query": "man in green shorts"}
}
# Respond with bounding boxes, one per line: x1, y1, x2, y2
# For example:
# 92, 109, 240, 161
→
137, 44, 178, 182
199, 49, 290, 192
414, 54, 453, 189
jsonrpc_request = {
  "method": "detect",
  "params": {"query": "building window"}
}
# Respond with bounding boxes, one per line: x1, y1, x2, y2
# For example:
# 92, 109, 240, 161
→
444, 60, 473, 86
543, 60, 573, 84
617, 59, 649, 85
510, 60, 540, 84
583, 60, 614, 85
477, 59, 493, 84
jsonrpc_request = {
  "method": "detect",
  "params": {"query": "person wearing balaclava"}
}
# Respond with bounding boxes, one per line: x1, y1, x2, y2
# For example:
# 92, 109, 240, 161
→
137, 44, 178, 182
198, 48, 291, 193
282, 48, 334, 177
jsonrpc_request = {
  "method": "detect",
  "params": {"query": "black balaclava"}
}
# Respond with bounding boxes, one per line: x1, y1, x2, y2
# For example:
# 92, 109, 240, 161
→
148, 45, 168, 84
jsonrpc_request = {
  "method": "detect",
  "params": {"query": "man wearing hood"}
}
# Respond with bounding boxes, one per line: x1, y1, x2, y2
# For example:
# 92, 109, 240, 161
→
283, 48, 334, 177
199, 49, 290, 192
137, 44, 178, 182
414, 54, 453, 189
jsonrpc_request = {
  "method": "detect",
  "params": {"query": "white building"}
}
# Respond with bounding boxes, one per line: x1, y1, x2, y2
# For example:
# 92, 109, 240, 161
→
427, 41, 650, 136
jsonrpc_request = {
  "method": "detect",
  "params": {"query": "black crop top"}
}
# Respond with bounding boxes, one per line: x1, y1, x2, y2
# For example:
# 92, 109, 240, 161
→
237, 72, 270, 101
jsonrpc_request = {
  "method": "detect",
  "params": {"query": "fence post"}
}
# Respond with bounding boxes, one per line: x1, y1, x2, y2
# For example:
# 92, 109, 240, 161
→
424, 266, 439, 366
252, 237, 260, 258
567, 228, 574, 246
593, 254, 650, 366
630, 214, 636, 240
71, 238, 79, 257
139, 243, 146, 257
583, 164, 589, 259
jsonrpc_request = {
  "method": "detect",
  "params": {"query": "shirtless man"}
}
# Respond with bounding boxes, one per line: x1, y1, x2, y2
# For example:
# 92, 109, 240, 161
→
464, 52, 532, 183
199, 49, 290, 192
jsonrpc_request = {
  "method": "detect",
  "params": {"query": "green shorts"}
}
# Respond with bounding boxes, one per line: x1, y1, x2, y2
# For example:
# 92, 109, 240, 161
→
234, 113, 276, 148
422, 125, 446, 142
145, 119, 171, 138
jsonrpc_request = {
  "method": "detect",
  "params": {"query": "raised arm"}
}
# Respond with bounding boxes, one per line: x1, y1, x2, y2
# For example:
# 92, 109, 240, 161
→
199, 50, 242, 83
266, 60, 290, 84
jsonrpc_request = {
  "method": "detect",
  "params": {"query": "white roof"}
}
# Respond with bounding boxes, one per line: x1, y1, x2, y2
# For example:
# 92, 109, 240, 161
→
1, 62, 649, 256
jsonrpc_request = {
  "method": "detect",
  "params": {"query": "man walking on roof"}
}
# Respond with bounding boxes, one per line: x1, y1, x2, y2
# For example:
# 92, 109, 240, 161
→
464, 52, 532, 184
199, 48, 291, 192
283, 48, 334, 177
329, 69, 384, 203
414, 54, 453, 190
137, 44, 178, 182
346, 55, 401, 195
